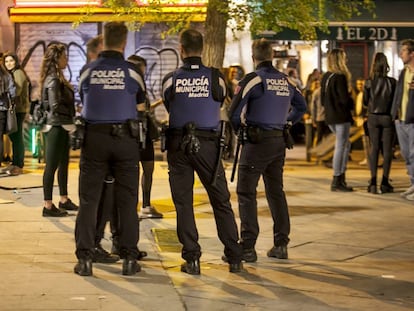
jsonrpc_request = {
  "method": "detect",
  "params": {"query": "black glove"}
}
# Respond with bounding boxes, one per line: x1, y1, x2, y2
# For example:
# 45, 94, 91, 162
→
70, 116, 85, 150
283, 121, 294, 150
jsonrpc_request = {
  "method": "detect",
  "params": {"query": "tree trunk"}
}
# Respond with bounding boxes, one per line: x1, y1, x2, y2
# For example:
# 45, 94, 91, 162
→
202, 0, 228, 68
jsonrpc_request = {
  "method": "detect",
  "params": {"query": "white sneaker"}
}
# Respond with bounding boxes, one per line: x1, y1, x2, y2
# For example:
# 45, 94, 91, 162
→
405, 192, 414, 201
359, 158, 367, 165
401, 185, 414, 197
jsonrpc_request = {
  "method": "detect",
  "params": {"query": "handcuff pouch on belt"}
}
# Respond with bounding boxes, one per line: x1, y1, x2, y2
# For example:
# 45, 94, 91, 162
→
180, 122, 201, 155
245, 125, 263, 144
111, 119, 145, 144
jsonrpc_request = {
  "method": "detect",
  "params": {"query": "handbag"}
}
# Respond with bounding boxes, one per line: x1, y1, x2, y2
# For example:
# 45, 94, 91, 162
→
6, 103, 18, 135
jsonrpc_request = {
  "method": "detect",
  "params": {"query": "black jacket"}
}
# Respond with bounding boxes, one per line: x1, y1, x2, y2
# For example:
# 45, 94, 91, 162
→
363, 76, 396, 115
42, 74, 75, 126
391, 67, 414, 123
321, 72, 354, 125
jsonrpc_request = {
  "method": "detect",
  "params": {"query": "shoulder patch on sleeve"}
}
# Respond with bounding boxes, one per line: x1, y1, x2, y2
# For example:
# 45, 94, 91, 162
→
128, 68, 146, 91
242, 74, 261, 98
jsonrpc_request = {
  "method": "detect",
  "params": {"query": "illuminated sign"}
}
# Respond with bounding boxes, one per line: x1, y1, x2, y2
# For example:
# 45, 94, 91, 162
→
137, 0, 207, 6
14, 0, 102, 7
14, 0, 207, 7
10, 0, 207, 23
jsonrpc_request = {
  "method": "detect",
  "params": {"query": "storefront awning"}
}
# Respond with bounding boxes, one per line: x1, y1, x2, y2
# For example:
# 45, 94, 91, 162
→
260, 22, 414, 41
9, 0, 207, 23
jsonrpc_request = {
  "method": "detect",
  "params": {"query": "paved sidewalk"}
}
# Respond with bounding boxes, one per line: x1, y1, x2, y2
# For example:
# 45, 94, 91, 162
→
0, 146, 413, 311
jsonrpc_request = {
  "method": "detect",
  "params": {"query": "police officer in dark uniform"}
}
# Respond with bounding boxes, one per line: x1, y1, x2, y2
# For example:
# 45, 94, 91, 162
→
74, 22, 146, 276
162, 29, 243, 275
228, 38, 306, 261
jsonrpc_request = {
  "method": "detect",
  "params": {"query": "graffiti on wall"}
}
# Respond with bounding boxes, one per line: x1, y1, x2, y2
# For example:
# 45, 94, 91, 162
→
16, 22, 182, 121
134, 46, 179, 100
17, 23, 98, 102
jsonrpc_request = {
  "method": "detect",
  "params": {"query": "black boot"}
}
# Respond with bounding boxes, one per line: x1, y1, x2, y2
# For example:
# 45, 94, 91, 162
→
380, 176, 394, 193
339, 173, 353, 191
331, 176, 353, 192
122, 257, 141, 275
368, 177, 377, 194
74, 258, 93, 276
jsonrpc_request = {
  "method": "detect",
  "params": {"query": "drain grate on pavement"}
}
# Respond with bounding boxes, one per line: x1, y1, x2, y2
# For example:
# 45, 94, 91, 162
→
151, 228, 181, 253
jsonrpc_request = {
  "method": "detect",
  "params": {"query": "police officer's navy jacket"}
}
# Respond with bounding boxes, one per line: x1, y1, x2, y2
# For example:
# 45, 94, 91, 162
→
79, 50, 146, 123
229, 61, 306, 131
162, 57, 227, 130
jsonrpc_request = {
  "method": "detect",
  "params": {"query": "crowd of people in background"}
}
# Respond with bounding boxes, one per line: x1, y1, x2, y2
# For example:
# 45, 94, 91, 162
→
0, 27, 413, 277
278, 39, 414, 201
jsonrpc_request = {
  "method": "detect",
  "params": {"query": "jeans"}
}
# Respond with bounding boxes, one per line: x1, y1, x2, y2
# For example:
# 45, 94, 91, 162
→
328, 122, 351, 177
395, 120, 414, 185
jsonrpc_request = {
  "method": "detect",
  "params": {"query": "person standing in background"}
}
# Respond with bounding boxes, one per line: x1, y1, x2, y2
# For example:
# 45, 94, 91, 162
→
85, 35, 103, 65
40, 43, 78, 217
0, 59, 15, 169
391, 39, 414, 201
2, 52, 31, 176
310, 79, 330, 146
321, 48, 355, 192
363, 52, 396, 194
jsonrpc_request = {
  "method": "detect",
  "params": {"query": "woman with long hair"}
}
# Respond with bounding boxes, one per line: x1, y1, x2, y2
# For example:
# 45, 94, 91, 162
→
363, 52, 396, 194
321, 48, 355, 192
0, 58, 16, 168
3, 52, 31, 175
40, 43, 78, 217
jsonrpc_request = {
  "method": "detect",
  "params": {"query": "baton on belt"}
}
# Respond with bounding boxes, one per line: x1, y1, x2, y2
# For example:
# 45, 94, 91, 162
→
211, 120, 227, 186
230, 128, 242, 182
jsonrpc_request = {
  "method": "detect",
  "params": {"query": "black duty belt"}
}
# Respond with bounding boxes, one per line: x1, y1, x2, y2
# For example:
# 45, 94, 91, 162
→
86, 122, 128, 134
86, 123, 130, 137
261, 129, 284, 137
168, 128, 219, 138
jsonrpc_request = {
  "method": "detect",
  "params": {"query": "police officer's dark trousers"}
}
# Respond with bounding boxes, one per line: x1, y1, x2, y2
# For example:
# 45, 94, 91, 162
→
237, 136, 290, 249
167, 135, 242, 264
75, 124, 140, 260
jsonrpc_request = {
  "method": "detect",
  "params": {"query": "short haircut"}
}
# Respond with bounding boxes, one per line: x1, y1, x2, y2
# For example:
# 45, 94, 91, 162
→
252, 38, 273, 62
86, 34, 103, 54
401, 39, 414, 53
180, 29, 203, 55
103, 22, 128, 49
127, 54, 147, 75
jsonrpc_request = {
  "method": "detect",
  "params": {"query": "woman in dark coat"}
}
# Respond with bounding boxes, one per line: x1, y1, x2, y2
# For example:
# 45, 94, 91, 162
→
321, 48, 355, 192
40, 43, 78, 217
363, 52, 396, 194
